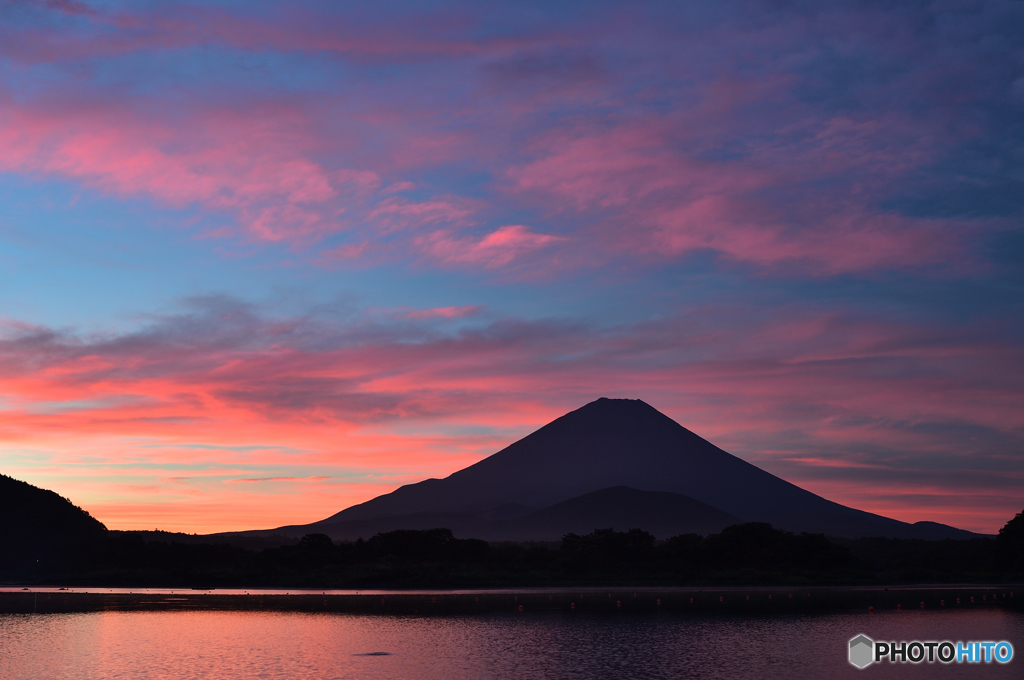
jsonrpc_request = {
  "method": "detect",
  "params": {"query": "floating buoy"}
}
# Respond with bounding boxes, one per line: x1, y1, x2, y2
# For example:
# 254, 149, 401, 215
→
897, 604, 902, 611
768, 594, 772, 600
518, 605, 523, 612
971, 597, 975, 603
940, 600, 945, 606
746, 595, 749, 601
920, 602, 925, 608
719, 596, 724, 602
788, 593, 793, 599
571, 602, 575, 609
616, 601, 621, 608
475, 597, 479, 602
689, 597, 694, 604
957, 598, 961, 604
868, 606, 874, 613
656, 599, 661, 606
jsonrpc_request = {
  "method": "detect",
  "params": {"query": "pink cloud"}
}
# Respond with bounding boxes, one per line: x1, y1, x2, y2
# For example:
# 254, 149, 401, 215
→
417, 225, 566, 269
0, 90, 537, 267
366, 195, 478, 234
0, 100, 345, 240
227, 476, 330, 483
403, 305, 483, 320
507, 120, 966, 274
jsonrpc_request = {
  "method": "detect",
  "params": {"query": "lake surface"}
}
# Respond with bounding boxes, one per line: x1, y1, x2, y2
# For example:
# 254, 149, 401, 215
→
1, 608, 1020, 679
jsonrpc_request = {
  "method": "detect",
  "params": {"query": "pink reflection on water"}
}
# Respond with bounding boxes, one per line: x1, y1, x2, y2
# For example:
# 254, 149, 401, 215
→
0, 609, 1021, 679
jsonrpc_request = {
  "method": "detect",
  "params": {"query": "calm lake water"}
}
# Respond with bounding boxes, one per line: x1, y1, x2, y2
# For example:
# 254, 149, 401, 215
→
1, 608, 1020, 679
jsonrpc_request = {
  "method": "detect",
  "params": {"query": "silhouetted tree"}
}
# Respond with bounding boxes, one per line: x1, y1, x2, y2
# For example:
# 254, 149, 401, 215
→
995, 509, 1024, 574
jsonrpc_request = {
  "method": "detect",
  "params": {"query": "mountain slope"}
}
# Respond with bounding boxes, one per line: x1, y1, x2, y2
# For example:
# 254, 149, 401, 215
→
0, 474, 108, 568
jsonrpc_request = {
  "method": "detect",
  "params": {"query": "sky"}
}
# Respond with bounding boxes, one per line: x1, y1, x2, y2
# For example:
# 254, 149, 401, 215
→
0, 0, 1021, 534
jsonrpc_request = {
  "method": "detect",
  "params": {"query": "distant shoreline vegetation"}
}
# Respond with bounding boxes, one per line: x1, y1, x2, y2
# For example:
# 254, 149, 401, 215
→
2, 519, 1022, 589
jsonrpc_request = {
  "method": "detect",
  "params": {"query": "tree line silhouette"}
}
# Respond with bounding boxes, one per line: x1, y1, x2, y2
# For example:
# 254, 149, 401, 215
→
2, 520, 1021, 588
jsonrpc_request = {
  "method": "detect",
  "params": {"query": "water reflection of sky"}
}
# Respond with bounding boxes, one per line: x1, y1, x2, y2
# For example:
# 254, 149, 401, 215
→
1, 609, 1021, 679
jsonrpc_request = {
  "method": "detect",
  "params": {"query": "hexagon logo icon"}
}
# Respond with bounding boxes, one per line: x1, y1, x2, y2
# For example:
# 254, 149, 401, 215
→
849, 634, 874, 669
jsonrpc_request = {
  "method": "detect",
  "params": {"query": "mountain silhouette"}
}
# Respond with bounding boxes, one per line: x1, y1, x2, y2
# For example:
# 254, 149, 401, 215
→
0, 473, 108, 569
250, 398, 973, 541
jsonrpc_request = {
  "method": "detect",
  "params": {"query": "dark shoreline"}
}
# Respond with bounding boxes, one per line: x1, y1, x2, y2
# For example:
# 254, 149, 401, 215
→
1, 585, 1019, 615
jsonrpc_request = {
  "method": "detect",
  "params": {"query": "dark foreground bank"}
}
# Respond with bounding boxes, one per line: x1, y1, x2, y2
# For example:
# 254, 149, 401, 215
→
1, 585, 1020, 615
3, 519, 1024, 588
